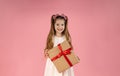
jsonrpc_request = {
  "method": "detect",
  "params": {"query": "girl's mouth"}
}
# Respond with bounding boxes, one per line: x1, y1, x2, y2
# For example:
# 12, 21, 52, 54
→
57, 29, 63, 31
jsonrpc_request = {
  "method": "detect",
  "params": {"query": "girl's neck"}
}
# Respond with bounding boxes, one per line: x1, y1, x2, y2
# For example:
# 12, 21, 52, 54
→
55, 33, 63, 37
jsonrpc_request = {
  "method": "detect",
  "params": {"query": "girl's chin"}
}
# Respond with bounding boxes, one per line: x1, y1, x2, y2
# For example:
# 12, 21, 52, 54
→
57, 31, 63, 33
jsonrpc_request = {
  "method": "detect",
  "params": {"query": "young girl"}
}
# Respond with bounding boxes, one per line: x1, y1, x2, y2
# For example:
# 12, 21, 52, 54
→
44, 14, 74, 76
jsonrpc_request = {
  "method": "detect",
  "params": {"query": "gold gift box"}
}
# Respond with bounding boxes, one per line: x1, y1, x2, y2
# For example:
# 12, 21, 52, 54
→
48, 40, 80, 73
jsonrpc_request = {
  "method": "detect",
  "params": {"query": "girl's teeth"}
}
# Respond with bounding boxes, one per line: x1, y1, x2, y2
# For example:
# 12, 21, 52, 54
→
58, 29, 62, 31
58, 29, 60, 30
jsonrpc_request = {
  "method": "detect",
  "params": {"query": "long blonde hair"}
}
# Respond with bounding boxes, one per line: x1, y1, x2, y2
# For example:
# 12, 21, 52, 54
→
44, 14, 73, 51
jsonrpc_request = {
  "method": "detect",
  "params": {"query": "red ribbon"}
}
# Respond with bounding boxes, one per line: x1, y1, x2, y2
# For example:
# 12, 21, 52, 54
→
51, 44, 73, 67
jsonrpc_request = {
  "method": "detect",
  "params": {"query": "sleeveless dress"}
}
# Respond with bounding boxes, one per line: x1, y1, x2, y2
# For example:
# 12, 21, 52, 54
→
44, 35, 74, 76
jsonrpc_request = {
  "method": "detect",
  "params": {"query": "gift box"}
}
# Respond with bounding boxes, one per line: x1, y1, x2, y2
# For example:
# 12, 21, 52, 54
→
48, 40, 80, 73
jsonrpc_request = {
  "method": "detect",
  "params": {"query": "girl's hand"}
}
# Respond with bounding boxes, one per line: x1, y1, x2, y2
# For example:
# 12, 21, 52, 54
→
44, 49, 49, 58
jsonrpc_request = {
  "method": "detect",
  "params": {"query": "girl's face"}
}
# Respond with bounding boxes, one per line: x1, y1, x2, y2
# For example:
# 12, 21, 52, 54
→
54, 19, 65, 35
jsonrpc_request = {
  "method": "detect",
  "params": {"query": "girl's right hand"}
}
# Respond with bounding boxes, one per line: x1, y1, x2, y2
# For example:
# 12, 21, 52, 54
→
44, 49, 49, 58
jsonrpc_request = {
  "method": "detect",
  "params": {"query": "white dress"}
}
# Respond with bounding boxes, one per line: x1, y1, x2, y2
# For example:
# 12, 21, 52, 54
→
44, 35, 74, 76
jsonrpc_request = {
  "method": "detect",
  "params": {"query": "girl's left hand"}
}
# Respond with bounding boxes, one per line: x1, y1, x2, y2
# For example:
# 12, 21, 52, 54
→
44, 49, 49, 58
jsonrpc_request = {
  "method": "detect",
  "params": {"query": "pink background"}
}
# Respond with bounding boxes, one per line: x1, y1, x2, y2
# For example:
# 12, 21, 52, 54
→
0, 0, 120, 76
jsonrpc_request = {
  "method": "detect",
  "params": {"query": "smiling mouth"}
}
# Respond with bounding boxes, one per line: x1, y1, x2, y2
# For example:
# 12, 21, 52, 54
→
57, 29, 63, 31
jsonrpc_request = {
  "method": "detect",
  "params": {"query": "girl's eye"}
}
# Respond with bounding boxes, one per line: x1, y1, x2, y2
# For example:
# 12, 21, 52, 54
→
61, 24, 64, 26
56, 24, 59, 26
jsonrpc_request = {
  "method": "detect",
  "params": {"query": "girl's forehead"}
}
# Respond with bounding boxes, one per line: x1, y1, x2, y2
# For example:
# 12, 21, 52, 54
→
55, 19, 65, 23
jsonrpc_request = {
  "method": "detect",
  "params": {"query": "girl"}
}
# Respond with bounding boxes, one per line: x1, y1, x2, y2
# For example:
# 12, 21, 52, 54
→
44, 14, 74, 76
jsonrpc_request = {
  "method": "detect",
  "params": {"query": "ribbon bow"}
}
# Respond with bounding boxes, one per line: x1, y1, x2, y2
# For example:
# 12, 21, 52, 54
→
51, 44, 73, 67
